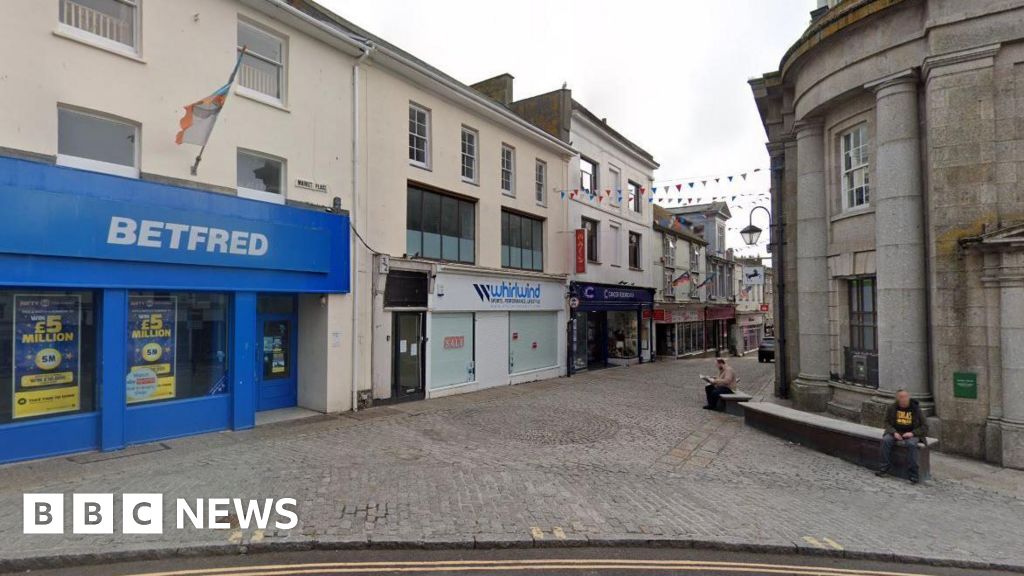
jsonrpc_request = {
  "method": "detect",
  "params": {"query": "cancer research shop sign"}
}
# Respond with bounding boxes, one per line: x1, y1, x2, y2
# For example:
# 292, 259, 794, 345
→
433, 273, 564, 312
0, 187, 331, 274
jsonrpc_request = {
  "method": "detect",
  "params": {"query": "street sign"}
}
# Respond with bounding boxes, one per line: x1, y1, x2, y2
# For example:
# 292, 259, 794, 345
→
569, 296, 580, 309
953, 372, 978, 399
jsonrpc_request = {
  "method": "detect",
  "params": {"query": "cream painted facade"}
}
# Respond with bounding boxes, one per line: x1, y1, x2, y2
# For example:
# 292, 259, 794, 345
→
0, 0, 363, 416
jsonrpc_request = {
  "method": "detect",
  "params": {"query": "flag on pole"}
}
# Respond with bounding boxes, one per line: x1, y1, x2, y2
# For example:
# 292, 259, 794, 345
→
672, 272, 692, 286
176, 49, 246, 173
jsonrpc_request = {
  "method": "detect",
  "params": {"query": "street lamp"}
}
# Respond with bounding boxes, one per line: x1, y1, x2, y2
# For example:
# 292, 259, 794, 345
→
740, 205, 771, 246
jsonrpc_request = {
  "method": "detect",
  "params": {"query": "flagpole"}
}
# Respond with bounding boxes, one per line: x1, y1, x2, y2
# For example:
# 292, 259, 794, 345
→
190, 47, 246, 176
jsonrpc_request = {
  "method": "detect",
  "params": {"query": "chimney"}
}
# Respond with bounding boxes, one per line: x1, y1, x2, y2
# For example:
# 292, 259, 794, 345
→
470, 73, 515, 106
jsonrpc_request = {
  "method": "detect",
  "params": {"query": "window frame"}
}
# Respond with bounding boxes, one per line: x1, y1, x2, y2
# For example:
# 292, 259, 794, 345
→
841, 124, 870, 210
580, 156, 598, 196
628, 231, 642, 270
408, 103, 431, 169
849, 276, 877, 353
609, 222, 622, 267
237, 148, 286, 205
56, 106, 140, 178
406, 185, 476, 264
663, 267, 675, 300
236, 19, 287, 106
609, 166, 622, 207
628, 180, 641, 213
534, 159, 547, 206
501, 210, 544, 272
500, 144, 516, 196
582, 217, 600, 264
460, 126, 478, 184
57, 0, 140, 57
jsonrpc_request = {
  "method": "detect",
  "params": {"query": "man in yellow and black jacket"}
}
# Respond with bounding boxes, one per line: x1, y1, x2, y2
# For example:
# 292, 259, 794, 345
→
876, 389, 928, 483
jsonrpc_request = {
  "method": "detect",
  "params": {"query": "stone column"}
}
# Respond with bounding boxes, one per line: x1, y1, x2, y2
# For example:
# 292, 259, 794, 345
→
792, 120, 831, 411
868, 71, 930, 401
999, 251, 1024, 469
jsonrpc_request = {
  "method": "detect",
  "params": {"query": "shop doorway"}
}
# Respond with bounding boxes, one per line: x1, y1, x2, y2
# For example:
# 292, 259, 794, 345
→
392, 312, 425, 401
586, 311, 607, 369
256, 295, 298, 412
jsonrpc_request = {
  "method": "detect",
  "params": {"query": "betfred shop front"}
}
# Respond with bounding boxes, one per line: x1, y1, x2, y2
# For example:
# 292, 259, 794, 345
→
569, 282, 655, 373
0, 158, 349, 464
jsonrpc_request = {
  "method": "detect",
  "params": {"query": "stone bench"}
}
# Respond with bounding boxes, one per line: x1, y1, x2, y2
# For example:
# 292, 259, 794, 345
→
740, 402, 939, 480
719, 392, 752, 416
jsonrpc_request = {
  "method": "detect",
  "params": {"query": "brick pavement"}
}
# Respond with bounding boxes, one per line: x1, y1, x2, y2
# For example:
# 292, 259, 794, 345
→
1, 356, 1023, 571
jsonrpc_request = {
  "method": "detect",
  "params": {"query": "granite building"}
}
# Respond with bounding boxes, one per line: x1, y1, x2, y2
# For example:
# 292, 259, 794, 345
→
750, 0, 1024, 468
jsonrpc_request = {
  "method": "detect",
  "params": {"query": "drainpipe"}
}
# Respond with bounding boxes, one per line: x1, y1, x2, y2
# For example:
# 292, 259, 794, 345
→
350, 44, 372, 413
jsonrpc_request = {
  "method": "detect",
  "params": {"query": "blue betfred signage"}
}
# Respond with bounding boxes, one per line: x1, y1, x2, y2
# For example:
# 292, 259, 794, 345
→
0, 158, 349, 293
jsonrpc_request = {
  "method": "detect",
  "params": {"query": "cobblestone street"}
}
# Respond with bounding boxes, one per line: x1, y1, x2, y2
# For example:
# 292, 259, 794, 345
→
2, 356, 1023, 570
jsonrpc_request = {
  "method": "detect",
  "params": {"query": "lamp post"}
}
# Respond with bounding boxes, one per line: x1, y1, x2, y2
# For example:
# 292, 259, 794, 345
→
740, 205, 771, 247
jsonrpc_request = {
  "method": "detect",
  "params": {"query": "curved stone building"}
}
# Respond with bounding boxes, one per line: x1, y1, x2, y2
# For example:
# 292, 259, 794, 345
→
750, 0, 1024, 467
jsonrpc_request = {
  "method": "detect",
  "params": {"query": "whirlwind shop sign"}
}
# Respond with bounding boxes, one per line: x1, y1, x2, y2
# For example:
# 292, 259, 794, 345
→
126, 295, 177, 404
433, 273, 564, 312
12, 295, 81, 419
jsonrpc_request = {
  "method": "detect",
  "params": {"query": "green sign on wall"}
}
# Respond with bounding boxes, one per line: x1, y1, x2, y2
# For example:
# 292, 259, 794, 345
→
953, 372, 978, 399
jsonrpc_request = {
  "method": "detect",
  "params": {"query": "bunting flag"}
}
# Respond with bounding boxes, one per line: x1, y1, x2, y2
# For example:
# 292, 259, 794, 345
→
675, 184, 682, 192
695, 273, 717, 289
672, 272, 692, 286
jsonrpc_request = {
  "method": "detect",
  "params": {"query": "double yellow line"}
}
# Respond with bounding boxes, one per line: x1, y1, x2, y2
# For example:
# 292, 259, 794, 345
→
126, 558, 940, 576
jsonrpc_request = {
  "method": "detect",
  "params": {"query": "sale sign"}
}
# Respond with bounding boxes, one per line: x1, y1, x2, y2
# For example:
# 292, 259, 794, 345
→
12, 294, 82, 419
575, 229, 586, 274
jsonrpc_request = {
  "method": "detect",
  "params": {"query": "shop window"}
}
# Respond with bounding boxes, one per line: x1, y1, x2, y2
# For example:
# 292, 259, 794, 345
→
237, 149, 285, 204
59, 0, 138, 53
502, 211, 544, 272
406, 185, 475, 263
429, 313, 475, 389
238, 20, 286, 103
607, 311, 638, 359
0, 291, 97, 424
57, 107, 139, 178
125, 292, 229, 406
509, 312, 558, 373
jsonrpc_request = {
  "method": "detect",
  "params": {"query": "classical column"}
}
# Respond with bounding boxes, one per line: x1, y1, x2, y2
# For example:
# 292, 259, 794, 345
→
792, 120, 831, 411
868, 71, 930, 400
999, 251, 1024, 468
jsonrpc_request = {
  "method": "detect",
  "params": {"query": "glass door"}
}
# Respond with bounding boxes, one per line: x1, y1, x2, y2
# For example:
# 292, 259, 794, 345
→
392, 312, 425, 401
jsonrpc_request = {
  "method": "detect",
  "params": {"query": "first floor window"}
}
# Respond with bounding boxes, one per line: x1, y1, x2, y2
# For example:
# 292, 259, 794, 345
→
501, 144, 516, 195
0, 291, 97, 424
406, 185, 475, 263
609, 167, 622, 206
409, 104, 430, 167
663, 268, 675, 298
59, 0, 137, 51
502, 211, 544, 271
609, 224, 621, 266
628, 181, 641, 213
238, 20, 286, 102
237, 150, 285, 204
583, 217, 599, 263
628, 231, 642, 269
535, 159, 547, 204
126, 292, 229, 406
580, 156, 597, 195
842, 124, 870, 209
849, 276, 877, 352
57, 107, 138, 178
461, 127, 477, 182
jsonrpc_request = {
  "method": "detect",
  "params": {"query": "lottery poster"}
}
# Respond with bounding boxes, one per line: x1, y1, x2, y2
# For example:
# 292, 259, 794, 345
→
12, 294, 82, 419
126, 295, 177, 404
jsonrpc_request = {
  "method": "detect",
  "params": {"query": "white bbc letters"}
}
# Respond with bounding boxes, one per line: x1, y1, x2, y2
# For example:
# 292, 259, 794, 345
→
23, 494, 63, 534
73, 493, 114, 534
122, 494, 163, 534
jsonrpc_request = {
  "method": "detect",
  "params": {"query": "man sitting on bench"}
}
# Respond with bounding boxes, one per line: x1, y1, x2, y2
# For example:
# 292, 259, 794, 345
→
876, 389, 928, 484
701, 358, 736, 411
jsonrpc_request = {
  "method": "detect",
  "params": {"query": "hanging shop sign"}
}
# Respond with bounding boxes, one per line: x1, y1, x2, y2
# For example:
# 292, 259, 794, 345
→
433, 272, 564, 312
12, 294, 82, 419
575, 229, 587, 274
126, 295, 178, 404
742, 266, 765, 286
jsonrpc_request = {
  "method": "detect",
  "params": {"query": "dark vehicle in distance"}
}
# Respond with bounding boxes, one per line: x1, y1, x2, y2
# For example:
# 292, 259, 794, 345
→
758, 337, 775, 363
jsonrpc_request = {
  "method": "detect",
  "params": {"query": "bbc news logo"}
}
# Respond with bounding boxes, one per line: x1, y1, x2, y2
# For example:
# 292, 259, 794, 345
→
24, 494, 298, 534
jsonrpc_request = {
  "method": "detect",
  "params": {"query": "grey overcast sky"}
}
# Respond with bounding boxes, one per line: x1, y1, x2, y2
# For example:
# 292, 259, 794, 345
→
319, 0, 817, 258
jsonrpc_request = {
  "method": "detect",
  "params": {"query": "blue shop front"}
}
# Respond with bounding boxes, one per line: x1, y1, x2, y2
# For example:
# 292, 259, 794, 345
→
0, 157, 349, 464
568, 282, 655, 373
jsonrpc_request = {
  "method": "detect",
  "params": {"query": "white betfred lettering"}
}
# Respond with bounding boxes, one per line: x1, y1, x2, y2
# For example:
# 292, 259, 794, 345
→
164, 223, 190, 250
233, 498, 274, 530
187, 226, 209, 251
107, 216, 137, 245
207, 498, 230, 529
207, 228, 230, 253
248, 233, 268, 256
274, 498, 298, 530
176, 498, 203, 529
229, 230, 249, 255
137, 220, 164, 248
105, 217, 269, 258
